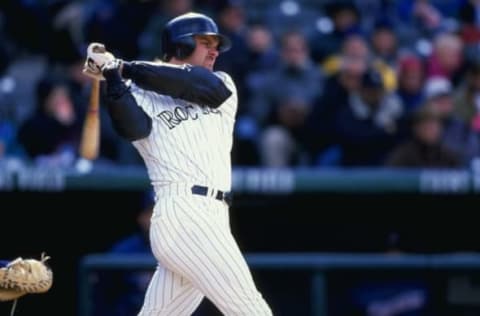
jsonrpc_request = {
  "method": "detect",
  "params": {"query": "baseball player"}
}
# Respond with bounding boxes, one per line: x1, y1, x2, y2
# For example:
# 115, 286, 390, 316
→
84, 12, 272, 316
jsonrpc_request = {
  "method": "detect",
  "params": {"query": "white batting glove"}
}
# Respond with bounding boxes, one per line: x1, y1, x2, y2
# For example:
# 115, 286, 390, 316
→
82, 42, 115, 80
87, 42, 115, 70
82, 58, 105, 80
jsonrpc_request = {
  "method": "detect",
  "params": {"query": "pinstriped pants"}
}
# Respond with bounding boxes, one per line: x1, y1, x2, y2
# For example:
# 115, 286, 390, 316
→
137, 193, 272, 316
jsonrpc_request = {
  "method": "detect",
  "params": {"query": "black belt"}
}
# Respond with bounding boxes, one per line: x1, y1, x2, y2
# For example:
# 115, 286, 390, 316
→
191, 185, 232, 206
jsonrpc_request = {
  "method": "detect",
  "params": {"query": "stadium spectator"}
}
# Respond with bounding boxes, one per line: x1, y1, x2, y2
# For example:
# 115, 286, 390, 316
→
247, 30, 323, 166
309, 0, 362, 64
396, 53, 426, 114
322, 34, 397, 93
17, 75, 81, 167
425, 32, 465, 85
259, 94, 314, 166
385, 104, 462, 168
232, 23, 280, 166
453, 57, 480, 133
370, 18, 399, 67
243, 23, 280, 89
306, 38, 369, 166
424, 76, 480, 166
333, 67, 404, 166
248, 30, 323, 126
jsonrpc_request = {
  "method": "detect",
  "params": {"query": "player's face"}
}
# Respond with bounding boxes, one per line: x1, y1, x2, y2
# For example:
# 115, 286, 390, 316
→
188, 35, 220, 71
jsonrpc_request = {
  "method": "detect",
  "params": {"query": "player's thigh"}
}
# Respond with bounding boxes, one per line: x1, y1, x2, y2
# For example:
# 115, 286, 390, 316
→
167, 217, 270, 315
139, 265, 204, 316
151, 197, 269, 313
152, 197, 256, 292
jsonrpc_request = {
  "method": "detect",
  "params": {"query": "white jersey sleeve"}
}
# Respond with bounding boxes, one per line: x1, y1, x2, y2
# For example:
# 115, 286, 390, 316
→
214, 71, 238, 121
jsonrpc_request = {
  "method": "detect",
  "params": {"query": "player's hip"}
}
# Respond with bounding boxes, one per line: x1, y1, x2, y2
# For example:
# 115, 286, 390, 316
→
153, 183, 231, 204
153, 195, 227, 219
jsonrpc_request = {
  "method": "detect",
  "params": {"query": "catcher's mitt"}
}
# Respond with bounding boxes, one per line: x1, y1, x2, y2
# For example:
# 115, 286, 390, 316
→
0, 253, 53, 301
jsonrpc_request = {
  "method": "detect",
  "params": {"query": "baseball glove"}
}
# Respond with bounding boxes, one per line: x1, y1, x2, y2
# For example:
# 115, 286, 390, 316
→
0, 253, 53, 301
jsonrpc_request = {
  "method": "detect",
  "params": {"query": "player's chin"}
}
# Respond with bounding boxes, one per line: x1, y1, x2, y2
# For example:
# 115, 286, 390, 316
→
204, 59, 215, 71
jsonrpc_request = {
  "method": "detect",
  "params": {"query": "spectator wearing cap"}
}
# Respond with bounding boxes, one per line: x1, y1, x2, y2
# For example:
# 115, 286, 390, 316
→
396, 53, 426, 114
385, 104, 462, 168
424, 76, 480, 166
332, 68, 405, 166
424, 76, 453, 109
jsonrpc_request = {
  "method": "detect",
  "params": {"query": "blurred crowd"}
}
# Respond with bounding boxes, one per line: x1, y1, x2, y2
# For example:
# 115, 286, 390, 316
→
2, 0, 480, 169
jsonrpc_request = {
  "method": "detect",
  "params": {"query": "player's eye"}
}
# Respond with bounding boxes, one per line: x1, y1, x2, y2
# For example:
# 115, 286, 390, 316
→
200, 40, 219, 50
201, 41, 212, 48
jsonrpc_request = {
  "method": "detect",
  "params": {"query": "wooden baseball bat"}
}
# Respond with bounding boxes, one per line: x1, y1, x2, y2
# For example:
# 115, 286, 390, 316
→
79, 79, 100, 160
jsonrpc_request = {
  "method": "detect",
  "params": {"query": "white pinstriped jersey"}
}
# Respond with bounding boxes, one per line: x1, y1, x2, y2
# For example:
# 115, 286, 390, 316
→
130, 63, 272, 316
130, 64, 237, 192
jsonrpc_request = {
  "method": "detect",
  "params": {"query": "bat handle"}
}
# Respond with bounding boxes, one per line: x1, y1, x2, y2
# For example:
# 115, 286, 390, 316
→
89, 79, 100, 112
79, 79, 101, 160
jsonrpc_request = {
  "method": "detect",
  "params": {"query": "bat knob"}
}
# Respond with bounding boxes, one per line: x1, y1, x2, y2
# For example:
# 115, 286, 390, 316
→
75, 158, 93, 174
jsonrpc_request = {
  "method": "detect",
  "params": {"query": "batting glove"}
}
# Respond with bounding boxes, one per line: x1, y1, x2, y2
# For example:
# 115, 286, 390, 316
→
82, 58, 105, 81
87, 42, 115, 69
82, 42, 116, 80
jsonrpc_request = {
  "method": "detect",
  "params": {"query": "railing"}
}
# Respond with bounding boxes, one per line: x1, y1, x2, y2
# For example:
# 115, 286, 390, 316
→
78, 252, 480, 316
1, 160, 479, 193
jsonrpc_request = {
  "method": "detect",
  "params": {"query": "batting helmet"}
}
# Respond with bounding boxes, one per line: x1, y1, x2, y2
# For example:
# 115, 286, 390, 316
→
161, 12, 232, 61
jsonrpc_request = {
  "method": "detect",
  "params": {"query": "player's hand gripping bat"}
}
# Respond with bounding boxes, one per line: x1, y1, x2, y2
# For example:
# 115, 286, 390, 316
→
79, 43, 115, 160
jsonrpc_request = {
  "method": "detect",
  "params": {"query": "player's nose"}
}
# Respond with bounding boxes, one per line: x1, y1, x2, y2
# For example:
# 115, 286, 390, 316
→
209, 48, 219, 58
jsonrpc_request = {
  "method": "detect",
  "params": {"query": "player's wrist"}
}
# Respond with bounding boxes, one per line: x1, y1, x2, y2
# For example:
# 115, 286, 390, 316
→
102, 59, 122, 82
121, 61, 134, 79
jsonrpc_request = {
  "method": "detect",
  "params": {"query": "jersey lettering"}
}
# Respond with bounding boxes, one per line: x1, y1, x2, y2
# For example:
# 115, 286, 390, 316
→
157, 105, 220, 129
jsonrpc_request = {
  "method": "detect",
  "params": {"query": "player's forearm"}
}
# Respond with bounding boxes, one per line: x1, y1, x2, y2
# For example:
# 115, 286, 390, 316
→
122, 61, 232, 108
102, 72, 152, 141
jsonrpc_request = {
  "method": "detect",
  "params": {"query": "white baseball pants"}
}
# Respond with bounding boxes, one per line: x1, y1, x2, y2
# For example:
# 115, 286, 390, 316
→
137, 190, 272, 316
